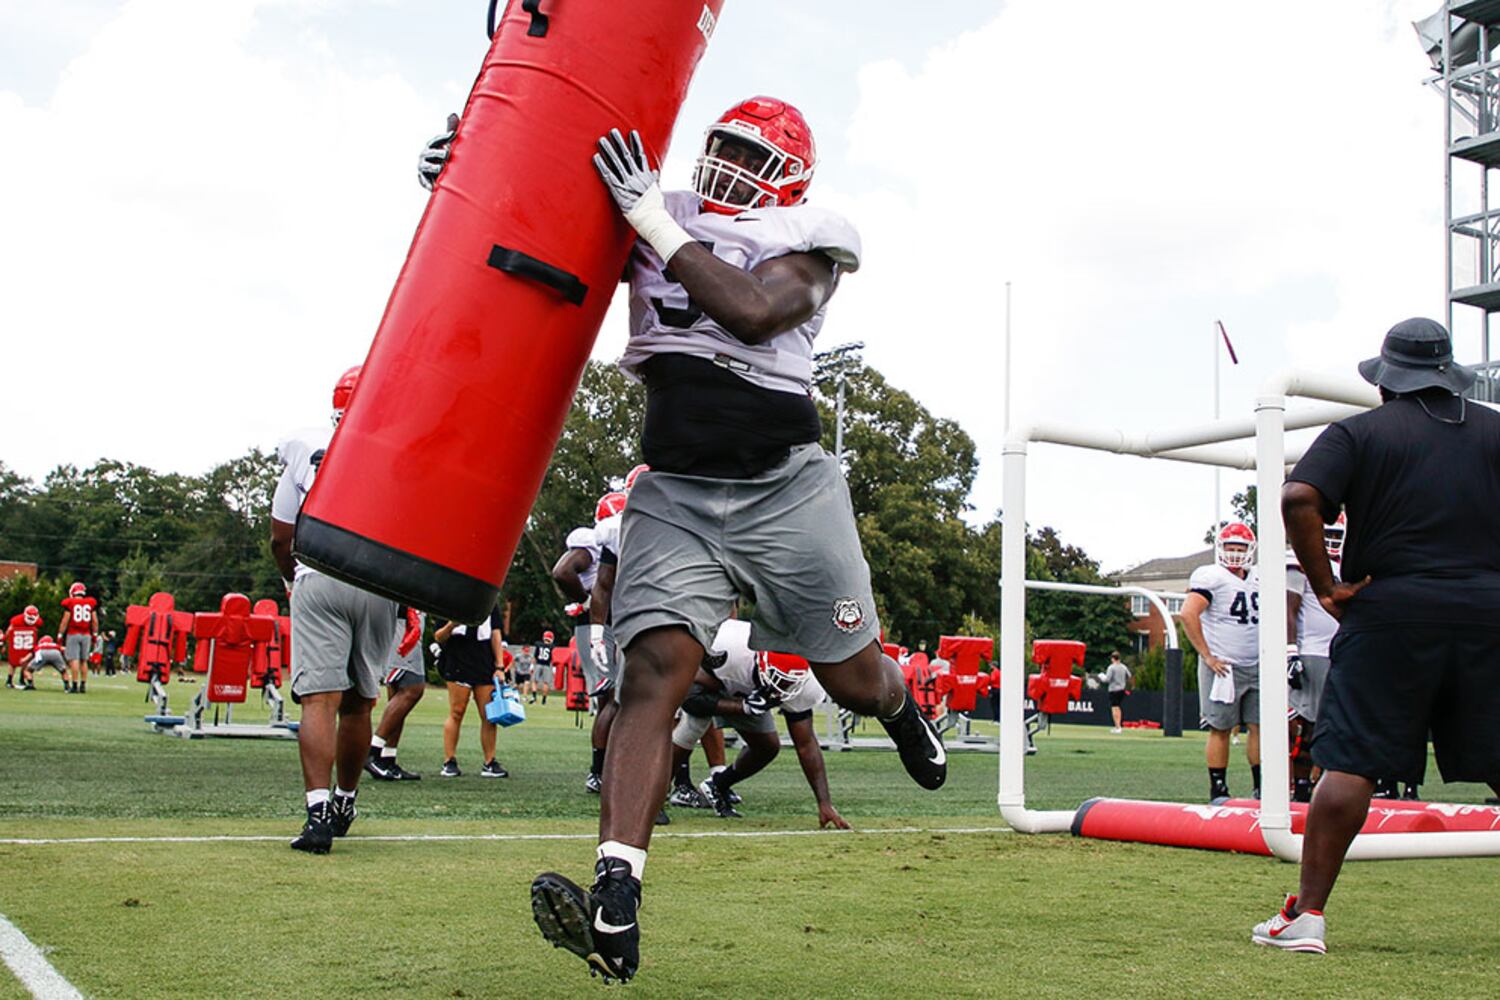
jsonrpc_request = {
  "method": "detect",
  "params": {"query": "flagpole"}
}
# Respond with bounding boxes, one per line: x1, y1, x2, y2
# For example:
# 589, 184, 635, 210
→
1213, 321, 1220, 534
1004, 281, 1012, 433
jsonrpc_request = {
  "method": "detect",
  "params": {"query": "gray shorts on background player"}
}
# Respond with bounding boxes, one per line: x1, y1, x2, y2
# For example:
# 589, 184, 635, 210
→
612, 444, 879, 663
64, 634, 92, 661
32, 649, 66, 673
1198, 661, 1260, 731
1290, 654, 1330, 722
575, 625, 618, 696
290, 573, 398, 701
672, 707, 774, 749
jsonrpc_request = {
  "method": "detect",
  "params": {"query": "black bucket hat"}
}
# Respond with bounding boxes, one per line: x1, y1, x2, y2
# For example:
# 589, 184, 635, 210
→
1357, 317, 1475, 394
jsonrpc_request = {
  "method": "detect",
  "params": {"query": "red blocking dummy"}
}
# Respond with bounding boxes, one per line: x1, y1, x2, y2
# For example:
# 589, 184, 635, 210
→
296, 0, 726, 622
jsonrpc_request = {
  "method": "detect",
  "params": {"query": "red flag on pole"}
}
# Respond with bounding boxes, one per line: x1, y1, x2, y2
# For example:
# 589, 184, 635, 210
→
1216, 320, 1239, 365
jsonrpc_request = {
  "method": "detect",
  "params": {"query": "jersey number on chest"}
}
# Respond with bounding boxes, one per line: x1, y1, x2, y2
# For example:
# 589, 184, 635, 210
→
1228, 591, 1259, 626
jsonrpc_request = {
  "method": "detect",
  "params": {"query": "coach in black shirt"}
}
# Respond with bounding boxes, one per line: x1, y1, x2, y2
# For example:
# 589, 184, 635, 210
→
1265, 317, 1500, 949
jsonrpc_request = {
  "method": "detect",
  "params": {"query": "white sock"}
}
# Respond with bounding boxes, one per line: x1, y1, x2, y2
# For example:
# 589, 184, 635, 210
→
370, 735, 387, 750
710, 765, 727, 777
306, 788, 330, 808
333, 786, 356, 800
380, 746, 398, 759
597, 841, 647, 881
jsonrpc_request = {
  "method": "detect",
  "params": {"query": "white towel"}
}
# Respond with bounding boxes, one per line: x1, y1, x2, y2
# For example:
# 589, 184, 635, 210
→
1209, 669, 1235, 704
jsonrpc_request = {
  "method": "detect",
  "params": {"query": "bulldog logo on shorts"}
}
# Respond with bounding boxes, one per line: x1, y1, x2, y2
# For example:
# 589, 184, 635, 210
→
831, 598, 865, 634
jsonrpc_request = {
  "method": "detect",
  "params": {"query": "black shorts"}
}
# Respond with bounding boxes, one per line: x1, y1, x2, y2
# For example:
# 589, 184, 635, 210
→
1313, 624, 1500, 785
1109, 690, 1126, 708
438, 655, 497, 690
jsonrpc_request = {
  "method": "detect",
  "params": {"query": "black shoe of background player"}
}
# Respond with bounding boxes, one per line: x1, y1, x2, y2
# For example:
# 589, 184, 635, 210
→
481, 760, 509, 779
291, 802, 334, 854
386, 760, 421, 781
439, 759, 461, 778
1210, 782, 1230, 803
584, 771, 602, 795
531, 857, 641, 983
655, 807, 671, 826
329, 794, 357, 837
365, 750, 396, 781
1402, 783, 1421, 801
1372, 778, 1399, 800
1292, 779, 1313, 804
878, 693, 947, 790
703, 774, 742, 819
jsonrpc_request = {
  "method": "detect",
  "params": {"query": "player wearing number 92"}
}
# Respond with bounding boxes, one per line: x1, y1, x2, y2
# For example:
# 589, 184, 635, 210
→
1182, 523, 1263, 803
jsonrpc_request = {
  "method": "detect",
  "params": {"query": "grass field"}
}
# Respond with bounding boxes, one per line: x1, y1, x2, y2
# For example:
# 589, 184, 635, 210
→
2, 672, 1498, 998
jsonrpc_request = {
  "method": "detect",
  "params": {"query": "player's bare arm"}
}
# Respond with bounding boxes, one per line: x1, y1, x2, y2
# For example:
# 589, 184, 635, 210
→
787, 714, 848, 830
270, 518, 297, 585
551, 548, 593, 604
1282, 481, 1368, 619
662, 245, 835, 345
588, 562, 616, 626
1180, 593, 1227, 675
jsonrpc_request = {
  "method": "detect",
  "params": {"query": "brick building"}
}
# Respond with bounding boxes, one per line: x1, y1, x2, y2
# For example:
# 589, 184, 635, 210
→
1109, 548, 1213, 651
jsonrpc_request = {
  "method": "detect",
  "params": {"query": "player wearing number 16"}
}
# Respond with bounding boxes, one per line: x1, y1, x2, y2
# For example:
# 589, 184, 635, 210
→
1182, 523, 1263, 802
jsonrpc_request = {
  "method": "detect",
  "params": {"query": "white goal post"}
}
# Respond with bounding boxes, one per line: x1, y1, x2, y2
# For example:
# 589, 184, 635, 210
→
997, 369, 1500, 859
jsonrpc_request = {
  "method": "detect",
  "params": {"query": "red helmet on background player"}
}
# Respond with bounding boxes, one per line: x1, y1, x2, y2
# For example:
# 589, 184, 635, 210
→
1215, 523, 1257, 570
23, 605, 40, 625
1324, 512, 1347, 561
623, 464, 650, 493
68, 582, 86, 598
692, 96, 816, 215
595, 491, 627, 524
332, 366, 361, 424
542, 630, 554, 643
756, 650, 811, 701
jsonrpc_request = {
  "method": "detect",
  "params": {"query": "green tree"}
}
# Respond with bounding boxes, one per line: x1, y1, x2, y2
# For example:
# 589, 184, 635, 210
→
1205, 484, 1258, 542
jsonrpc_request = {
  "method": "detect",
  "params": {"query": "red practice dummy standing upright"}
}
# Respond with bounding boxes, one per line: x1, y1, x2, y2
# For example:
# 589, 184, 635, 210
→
296, 0, 726, 622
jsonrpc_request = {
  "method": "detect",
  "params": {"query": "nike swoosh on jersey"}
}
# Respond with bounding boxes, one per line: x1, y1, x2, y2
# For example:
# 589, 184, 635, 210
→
594, 911, 636, 935
732, 216, 759, 222
925, 725, 947, 766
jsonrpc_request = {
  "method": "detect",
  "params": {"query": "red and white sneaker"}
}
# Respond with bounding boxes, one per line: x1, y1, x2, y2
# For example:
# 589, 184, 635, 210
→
1252, 894, 1326, 954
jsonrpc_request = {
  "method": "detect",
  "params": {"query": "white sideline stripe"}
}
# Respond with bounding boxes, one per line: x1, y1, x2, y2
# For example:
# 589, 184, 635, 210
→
0, 913, 84, 1000
0, 825, 1011, 847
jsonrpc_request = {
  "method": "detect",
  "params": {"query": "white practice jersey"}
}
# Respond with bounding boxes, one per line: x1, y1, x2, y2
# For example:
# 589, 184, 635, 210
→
708, 619, 826, 715
1187, 563, 1261, 665
564, 525, 601, 594
1286, 557, 1340, 658
271, 427, 334, 582
619, 190, 862, 395
593, 513, 622, 559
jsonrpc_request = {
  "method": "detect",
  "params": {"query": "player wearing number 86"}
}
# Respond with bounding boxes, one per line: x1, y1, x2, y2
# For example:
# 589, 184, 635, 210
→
1182, 523, 1263, 802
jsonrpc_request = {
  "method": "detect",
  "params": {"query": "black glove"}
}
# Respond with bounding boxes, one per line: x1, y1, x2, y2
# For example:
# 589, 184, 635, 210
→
1287, 651, 1304, 690
418, 113, 460, 191
742, 686, 783, 717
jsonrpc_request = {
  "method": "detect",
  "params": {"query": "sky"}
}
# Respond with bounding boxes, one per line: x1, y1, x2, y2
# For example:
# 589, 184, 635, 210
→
0, 0, 1463, 572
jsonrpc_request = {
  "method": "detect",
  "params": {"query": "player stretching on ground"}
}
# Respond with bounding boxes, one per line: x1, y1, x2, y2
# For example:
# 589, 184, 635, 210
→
367, 608, 427, 781
5, 606, 44, 690
58, 581, 99, 694
1183, 523, 1263, 802
484, 97, 948, 982
1286, 514, 1342, 803
272, 366, 399, 853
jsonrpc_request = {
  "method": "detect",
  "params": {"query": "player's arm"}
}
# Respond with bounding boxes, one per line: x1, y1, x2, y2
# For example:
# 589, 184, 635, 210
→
1179, 593, 1227, 676
786, 712, 849, 830
1285, 589, 1301, 645
1283, 481, 1368, 619
551, 548, 593, 604
269, 518, 297, 587
589, 559, 616, 626
490, 624, 506, 678
433, 621, 457, 644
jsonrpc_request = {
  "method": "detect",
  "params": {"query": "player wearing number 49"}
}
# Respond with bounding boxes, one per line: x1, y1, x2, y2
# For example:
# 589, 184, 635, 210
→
1182, 523, 1263, 802
414, 96, 947, 983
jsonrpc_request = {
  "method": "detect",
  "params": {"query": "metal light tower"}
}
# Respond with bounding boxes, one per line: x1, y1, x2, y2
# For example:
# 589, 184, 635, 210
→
813, 341, 865, 467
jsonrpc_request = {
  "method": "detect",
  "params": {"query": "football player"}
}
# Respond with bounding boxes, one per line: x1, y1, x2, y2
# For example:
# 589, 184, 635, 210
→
5, 605, 44, 690
367, 608, 427, 781
270, 366, 400, 853
414, 97, 946, 982
1182, 523, 1263, 801
1286, 514, 1343, 803
29, 635, 69, 687
58, 581, 99, 694
533, 629, 556, 704
668, 618, 849, 829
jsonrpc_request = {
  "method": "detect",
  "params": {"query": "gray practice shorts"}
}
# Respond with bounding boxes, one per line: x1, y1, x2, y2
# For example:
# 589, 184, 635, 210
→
575, 625, 618, 697
32, 649, 66, 672
64, 634, 92, 661
1198, 660, 1260, 731
613, 444, 880, 663
672, 709, 774, 749
290, 573, 398, 701
1289, 653, 1330, 723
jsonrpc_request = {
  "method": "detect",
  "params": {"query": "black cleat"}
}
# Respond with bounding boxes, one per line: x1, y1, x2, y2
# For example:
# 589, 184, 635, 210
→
668, 783, 711, 809
878, 694, 947, 790
480, 760, 509, 779
531, 858, 641, 983
329, 794, 357, 837
701, 776, 741, 819
655, 807, 671, 826
365, 752, 396, 781
1210, 782, 1231, 804
439, 759, 462, 778
584, 771, 602, 794
1292, 779, 1313, 804
291, 803, 334, 854
386, 760, 421, 781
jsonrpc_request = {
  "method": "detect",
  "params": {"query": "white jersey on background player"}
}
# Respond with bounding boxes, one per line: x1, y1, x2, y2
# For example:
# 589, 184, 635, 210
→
618, 190, 860, 394
271, 427, 332, 578
564, 525, 603, 594
1286, 557, 1340, 658
707, 618, 826, 715
1186, 561, 1261, 666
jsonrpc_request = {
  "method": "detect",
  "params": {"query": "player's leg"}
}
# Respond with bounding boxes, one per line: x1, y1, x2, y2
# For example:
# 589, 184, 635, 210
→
704, 727, 779, 817
586, 693, 618, 791
371, 678, 425, 779
1246, 723, 1262, 797
474, 682, 507, 777
443, 682, 471, 775
668, 707, 713, 808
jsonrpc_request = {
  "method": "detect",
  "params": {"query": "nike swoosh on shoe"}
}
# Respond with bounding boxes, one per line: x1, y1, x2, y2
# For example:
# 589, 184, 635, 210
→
594, 911, 637, 935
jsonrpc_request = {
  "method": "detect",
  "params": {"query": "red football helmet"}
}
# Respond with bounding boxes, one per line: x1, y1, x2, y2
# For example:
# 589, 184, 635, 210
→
693, 96, 816, 215
542, 630, 554, 643
1215, 523, 1257, 570
595, 491, 627, 523
23, 605, 40, 625
756, 650, 811, 701
332, 366, 361, 423
623, 464, 650, 493
1324, 512, 1346, 561
68, 581, 86, 598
